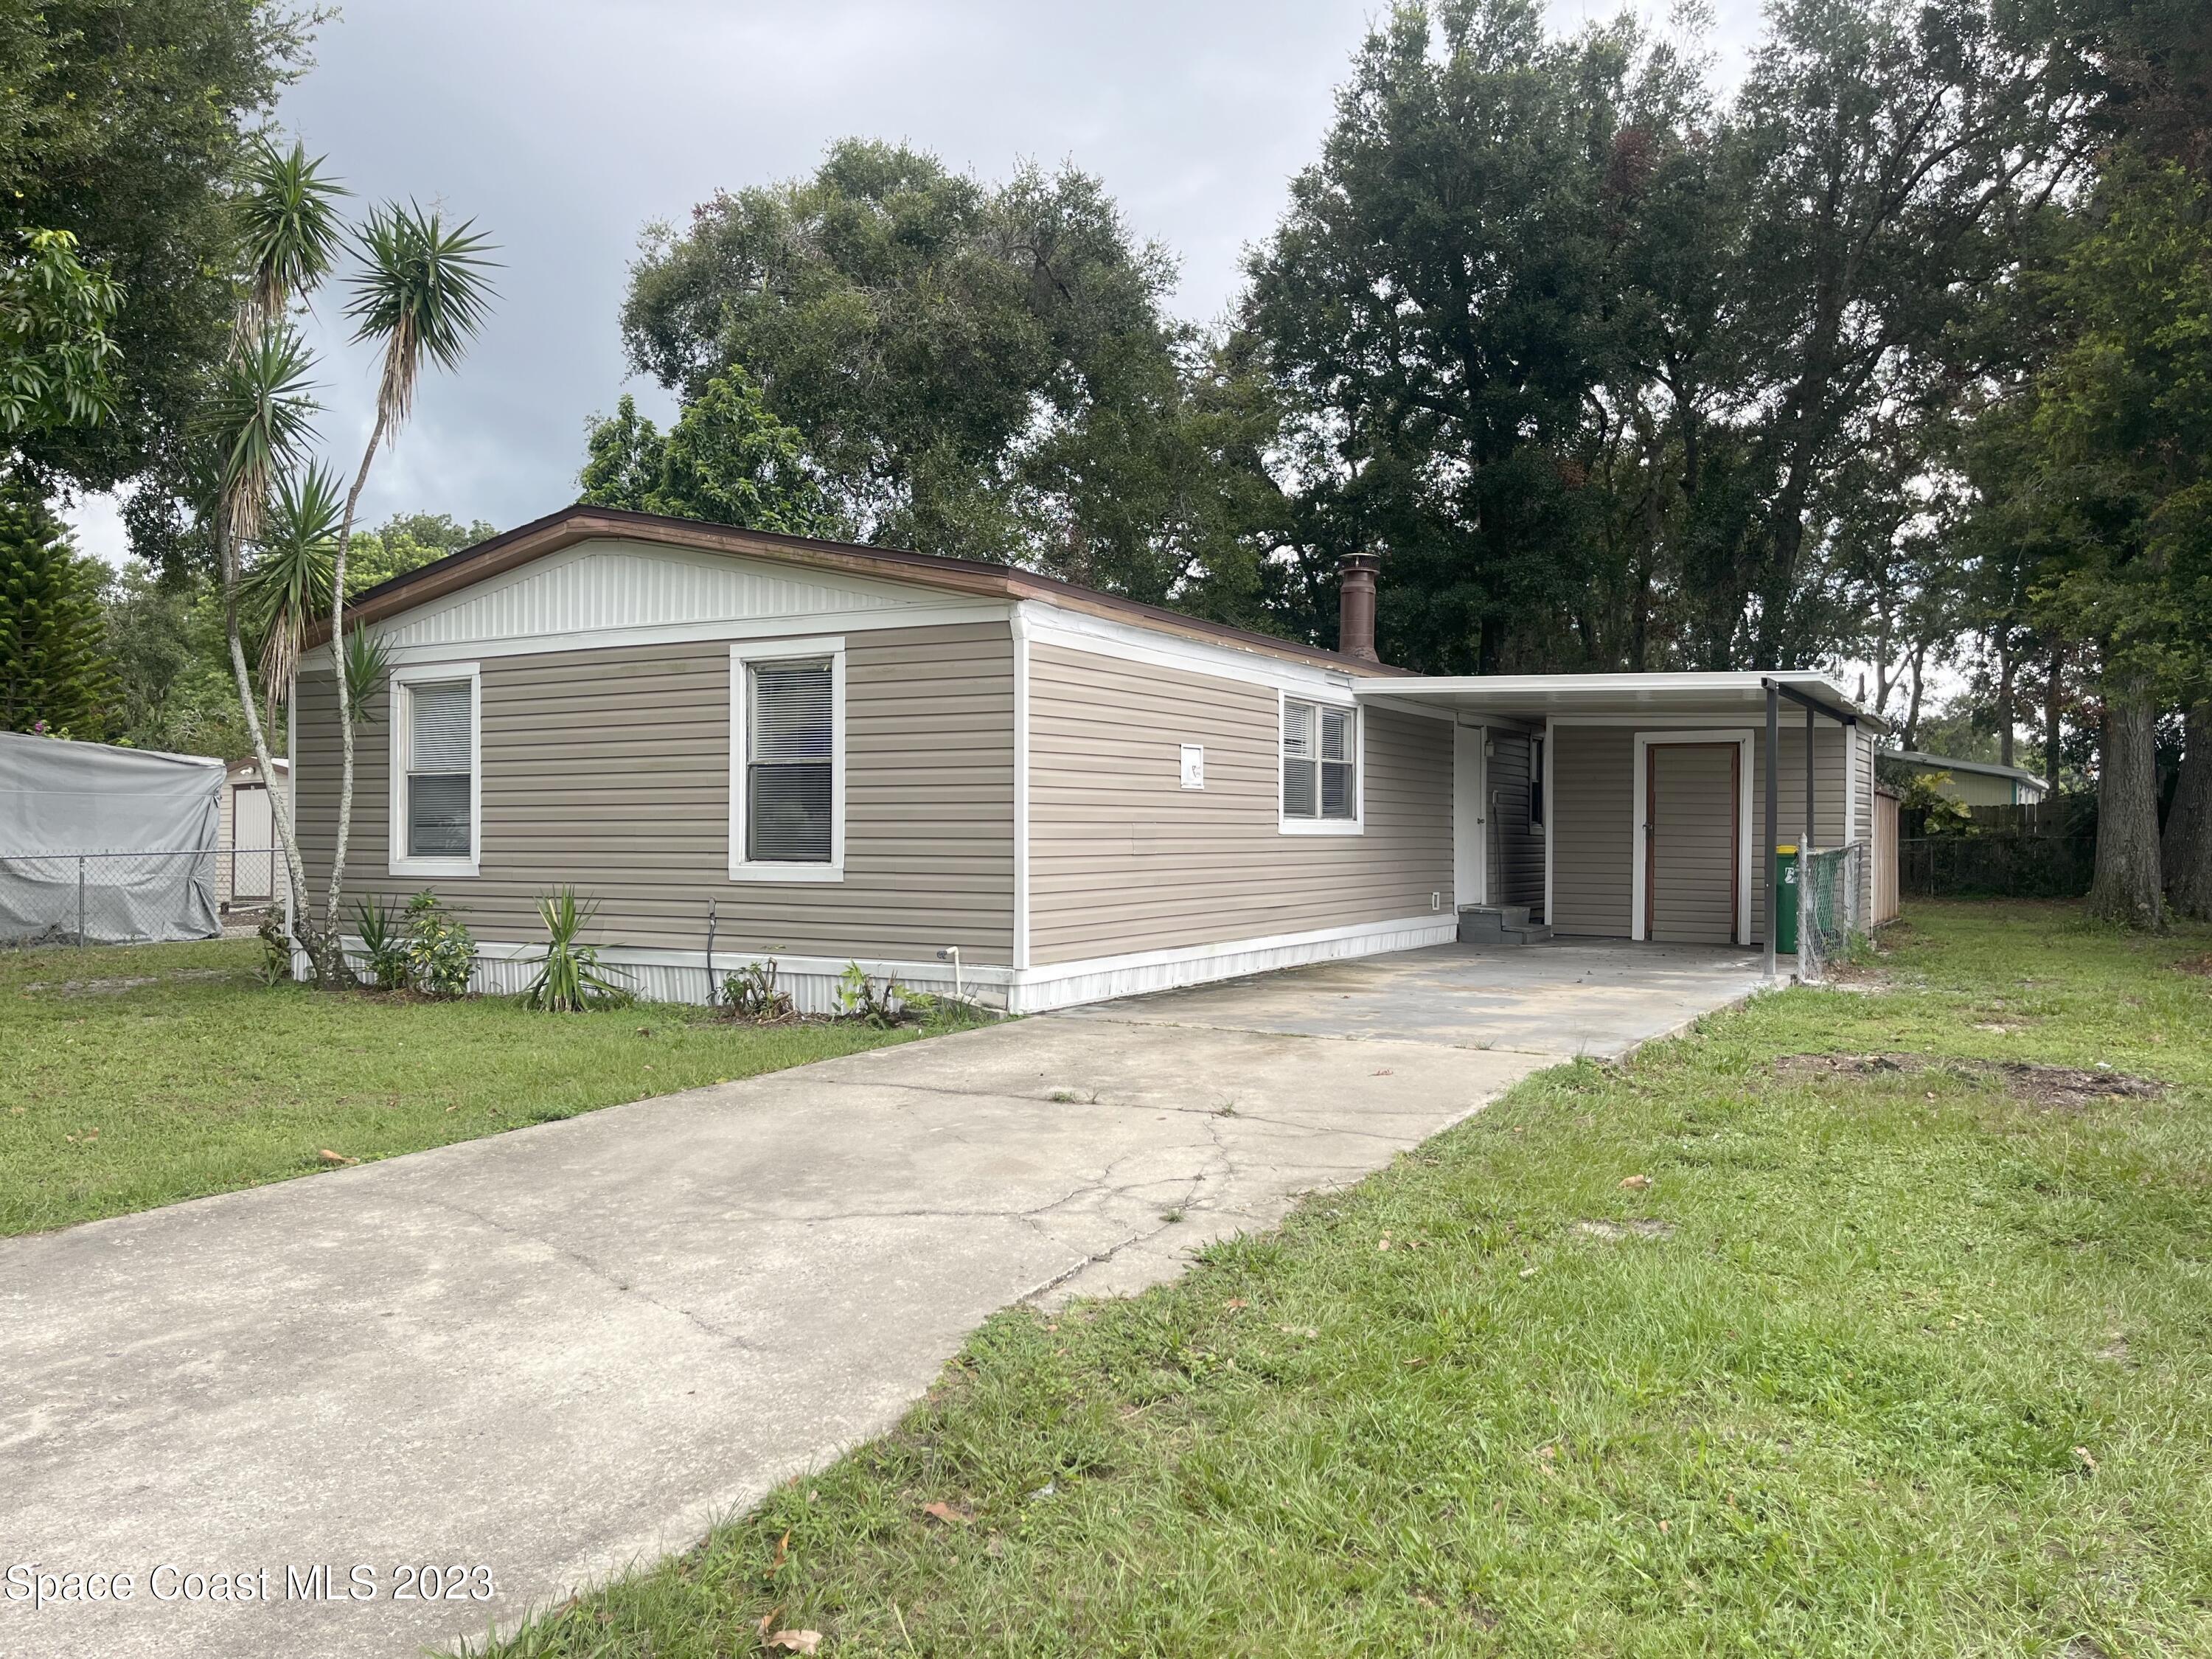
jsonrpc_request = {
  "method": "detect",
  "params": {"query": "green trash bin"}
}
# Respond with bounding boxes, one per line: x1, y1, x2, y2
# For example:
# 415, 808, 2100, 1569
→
1773, 844, 1799, 955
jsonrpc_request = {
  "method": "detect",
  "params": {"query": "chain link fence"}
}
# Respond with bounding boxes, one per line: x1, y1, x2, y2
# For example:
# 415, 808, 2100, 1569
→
0, 849, 283, 947
1797, 841, 1865, 984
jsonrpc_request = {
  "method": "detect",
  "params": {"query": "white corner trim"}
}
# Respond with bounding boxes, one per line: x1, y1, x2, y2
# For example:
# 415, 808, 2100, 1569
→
1023, 603, 1368, 699
1011, 603, 1033, 972
1630, 728, 1756, 946
1009, 914, 1457, 1014
387, 661, 481, 880
729, 636, 846, 883
1276, 687, 1365, 835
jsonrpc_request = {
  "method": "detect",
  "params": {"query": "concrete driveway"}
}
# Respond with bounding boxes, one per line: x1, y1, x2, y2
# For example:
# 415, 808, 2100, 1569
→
0, 939, 1765, 1659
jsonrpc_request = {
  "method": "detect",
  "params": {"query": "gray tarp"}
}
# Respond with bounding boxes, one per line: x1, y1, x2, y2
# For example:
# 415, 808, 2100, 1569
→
0, 732, 225, 944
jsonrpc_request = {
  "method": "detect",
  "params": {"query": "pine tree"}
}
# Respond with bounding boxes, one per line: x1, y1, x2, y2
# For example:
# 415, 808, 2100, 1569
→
0, 476, 117, 737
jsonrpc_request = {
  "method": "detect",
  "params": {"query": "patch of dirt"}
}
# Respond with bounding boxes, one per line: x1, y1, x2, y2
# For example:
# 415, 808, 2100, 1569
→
2174, 953, 2212, 979
18, 968, 232, 996
1574, 1218, 1676, 1242
1778, 1052, 2166, 1110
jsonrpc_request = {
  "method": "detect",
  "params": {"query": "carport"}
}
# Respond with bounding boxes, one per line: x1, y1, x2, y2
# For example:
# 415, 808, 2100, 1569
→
1354, 672, 1882, 978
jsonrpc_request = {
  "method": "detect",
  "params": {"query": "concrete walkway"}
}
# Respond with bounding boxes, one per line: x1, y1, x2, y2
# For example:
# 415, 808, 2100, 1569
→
0, 940, 1766, 1659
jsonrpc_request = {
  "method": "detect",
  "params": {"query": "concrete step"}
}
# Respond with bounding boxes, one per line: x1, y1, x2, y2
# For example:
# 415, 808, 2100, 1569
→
1458, 907, 1549, 946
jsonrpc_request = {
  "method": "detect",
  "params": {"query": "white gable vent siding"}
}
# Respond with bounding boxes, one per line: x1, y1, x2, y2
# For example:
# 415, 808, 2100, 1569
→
293, 622, 1015, 965
1026, 641, 1451, 967
1547, 719, 1861, 944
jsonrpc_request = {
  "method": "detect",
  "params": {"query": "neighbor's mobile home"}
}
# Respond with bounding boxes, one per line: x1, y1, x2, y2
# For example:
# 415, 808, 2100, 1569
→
293, 507, 1879, 1010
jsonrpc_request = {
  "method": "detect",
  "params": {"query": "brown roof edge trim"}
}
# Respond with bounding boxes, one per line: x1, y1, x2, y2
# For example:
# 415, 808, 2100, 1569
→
307, 503, 1404, 676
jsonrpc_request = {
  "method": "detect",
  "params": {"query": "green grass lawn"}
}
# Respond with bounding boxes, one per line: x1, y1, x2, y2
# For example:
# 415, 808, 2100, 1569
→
491, 902, 2212, 1658
0, 939, 936, 1237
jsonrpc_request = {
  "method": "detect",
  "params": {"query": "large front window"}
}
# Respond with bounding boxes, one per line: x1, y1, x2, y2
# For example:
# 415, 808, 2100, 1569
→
746, 659, 833, 863
388, 665, 479, 877
1282, 697, 1357, 828
731, 641, 845, 880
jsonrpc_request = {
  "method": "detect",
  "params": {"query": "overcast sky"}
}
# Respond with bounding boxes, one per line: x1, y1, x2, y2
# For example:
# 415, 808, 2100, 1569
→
67, 0, 1766, 564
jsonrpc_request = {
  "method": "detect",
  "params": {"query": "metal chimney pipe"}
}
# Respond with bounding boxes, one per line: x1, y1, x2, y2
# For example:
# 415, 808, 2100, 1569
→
1338, 553, 1381, 664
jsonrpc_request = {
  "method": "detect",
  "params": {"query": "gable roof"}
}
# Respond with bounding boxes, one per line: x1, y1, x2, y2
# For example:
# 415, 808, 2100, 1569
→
310, 503, 1405, 676
1882, 749, 2049, 790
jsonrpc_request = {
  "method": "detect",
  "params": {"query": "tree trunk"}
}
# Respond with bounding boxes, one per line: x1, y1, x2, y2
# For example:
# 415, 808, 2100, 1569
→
2087, 672, 2166, 930
321, 404, 392, 988
2044, 645, 2064, 796
2166, 700, 2212, 920
1902, 642, 1928, 750
1996, 633, 2014, 769
218, 526, 317, 966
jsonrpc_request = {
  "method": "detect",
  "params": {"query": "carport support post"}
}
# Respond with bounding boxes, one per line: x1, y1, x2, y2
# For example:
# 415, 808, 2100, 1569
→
1764, 684, 1778, 981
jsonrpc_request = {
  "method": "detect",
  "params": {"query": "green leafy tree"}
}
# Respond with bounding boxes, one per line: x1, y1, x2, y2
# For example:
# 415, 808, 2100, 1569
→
102, 564, 251, 756
2028, 158, 2211, 924
0, 1, 313, 516
0, 229, 122, 436
618, 140, 1251, 598
0, 476, 115, 736
1242, 1, 1686, 672
344, 510, 494, 595
579, 372, 840, 536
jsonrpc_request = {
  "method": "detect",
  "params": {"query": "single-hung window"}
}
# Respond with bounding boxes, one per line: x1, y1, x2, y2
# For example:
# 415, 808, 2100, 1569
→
405, 679, 474, 860
746, 658, 834, 863
1282, 698, 1355, 824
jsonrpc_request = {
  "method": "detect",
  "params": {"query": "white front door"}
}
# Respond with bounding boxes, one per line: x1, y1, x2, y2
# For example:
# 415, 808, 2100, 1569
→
1453, 725, 1486, 908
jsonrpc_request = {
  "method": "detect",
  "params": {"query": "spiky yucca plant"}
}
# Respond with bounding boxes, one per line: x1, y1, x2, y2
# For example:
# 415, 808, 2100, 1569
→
522, 888, 630, 1012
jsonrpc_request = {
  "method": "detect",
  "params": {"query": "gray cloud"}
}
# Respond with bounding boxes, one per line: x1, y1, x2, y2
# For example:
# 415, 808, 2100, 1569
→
69, 0, 1764, 560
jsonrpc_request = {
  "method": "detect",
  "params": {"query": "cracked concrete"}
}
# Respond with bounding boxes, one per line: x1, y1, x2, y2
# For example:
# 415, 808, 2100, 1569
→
0, 938, 1764, 1659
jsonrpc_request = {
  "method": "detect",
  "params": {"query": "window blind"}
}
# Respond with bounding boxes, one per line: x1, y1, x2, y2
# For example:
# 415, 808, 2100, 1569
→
748, 660, 833, 862
1282, 699, 1317, 817
1282, 698, 1354, 821
406, 680, 473, 858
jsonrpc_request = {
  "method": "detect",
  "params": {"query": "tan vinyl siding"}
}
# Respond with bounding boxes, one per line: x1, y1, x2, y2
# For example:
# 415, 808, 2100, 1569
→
1028, 644, 1451, 964
1550, 726, 1634, 935
1547, 720, 1857, 943
295, 622, 1015, 963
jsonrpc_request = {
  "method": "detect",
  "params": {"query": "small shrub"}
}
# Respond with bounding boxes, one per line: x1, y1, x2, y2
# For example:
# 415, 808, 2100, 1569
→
403, 890, 475, 998
254, 913, 292, 988
834, 960, 925, 1028
352, 895, 410, 991
721, 957, 793, 1020
521, 887, 631, 1012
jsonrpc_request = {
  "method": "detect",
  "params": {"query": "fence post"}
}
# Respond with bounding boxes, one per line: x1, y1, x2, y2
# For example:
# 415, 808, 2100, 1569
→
77, 854, 86, 946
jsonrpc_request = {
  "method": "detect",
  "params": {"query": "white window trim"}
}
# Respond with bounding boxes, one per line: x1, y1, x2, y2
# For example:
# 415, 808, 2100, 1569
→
1277, 689, 1365, 836
730, 636, 846, 883
387, 661, 482, 880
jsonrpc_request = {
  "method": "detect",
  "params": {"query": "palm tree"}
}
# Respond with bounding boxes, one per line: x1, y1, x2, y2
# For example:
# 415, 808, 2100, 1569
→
243, 462, 341, 719
233, 139, 347, 343
215, 139, 343, 975
207, 324, 321, 962
324, 204, 497, 933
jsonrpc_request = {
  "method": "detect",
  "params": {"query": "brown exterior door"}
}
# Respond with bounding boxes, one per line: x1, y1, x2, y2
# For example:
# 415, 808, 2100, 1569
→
1645, 743, 1739, 945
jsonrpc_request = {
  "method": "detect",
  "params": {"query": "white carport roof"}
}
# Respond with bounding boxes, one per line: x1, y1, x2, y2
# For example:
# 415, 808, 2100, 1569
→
1353, 670, 1882, 728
